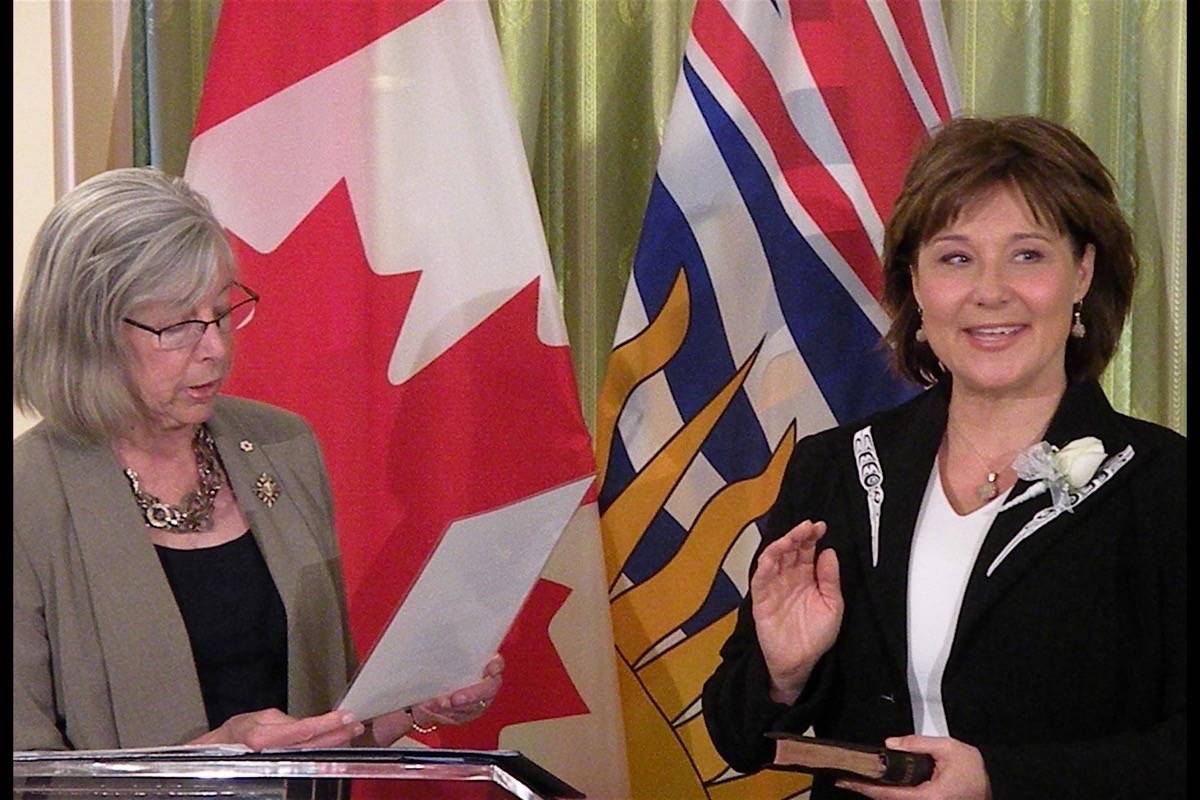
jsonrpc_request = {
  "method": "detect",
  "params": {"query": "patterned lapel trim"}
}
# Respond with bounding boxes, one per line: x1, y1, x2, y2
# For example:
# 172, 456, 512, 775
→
853, 425, 884, 567
986, 445, 1135, 577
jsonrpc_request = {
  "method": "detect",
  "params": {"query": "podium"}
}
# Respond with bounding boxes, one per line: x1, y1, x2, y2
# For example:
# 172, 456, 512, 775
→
13, 747, 585, 800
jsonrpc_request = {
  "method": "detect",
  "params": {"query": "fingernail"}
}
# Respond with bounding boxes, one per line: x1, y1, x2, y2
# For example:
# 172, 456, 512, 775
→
341, 713, 355, 725
353, 724, 365, 737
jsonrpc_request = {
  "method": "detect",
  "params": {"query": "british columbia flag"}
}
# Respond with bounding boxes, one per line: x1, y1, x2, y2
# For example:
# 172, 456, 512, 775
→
596, 1, 960, 797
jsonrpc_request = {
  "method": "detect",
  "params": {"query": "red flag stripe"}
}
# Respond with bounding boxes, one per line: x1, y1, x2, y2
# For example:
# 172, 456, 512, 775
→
787, 0, 929, 225
193, 0, 442, 138
885, 0, 952, 121
691, 0, 884, 300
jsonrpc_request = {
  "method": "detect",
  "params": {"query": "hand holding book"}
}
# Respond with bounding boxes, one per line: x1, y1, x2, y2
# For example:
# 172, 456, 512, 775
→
769, 733, 993, 799
767, 732, 933, 786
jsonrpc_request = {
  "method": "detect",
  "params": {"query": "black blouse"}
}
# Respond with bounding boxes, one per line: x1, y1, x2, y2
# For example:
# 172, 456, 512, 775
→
155, 531, 288, 730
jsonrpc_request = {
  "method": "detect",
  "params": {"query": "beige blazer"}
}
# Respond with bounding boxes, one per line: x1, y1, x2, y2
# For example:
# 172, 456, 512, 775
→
13, 396, 354, 750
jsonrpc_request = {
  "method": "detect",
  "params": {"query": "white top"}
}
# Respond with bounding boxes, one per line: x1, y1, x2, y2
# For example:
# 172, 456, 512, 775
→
906, 457, 1004, 736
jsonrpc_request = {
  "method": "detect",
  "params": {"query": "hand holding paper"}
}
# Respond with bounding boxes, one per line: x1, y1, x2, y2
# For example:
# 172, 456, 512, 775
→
416, 654, 505, 727
363, 655, 504, 746
337, 477, 591, 722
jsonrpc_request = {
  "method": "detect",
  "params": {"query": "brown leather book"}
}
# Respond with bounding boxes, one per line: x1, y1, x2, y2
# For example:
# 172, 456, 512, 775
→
765, 732, 934, 786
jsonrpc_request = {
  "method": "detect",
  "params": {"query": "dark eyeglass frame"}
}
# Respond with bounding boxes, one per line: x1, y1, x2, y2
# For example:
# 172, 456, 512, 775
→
123, 282, 260, 349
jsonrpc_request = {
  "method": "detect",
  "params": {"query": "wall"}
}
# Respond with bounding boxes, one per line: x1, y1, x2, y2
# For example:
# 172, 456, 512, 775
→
12, 0, 132, 439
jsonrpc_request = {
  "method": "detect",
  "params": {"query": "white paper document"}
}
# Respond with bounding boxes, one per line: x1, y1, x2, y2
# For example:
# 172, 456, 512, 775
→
337, 475, 592, 721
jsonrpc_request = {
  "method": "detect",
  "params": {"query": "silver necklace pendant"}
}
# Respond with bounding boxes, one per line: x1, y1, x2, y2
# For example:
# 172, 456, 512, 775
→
976, 471, 999, 501
145, 502, 183, 529
124, 425, 223, 533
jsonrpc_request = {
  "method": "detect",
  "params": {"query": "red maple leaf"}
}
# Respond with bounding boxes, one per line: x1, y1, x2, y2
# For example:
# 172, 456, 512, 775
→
224, 180, 593, 740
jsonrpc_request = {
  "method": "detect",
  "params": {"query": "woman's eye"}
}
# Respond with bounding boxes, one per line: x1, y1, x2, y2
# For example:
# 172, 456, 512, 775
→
939, 252, 970, 265
1014, 249, 1044, 263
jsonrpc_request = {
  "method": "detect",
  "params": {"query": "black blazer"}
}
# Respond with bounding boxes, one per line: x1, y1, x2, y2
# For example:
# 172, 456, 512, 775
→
702, 380, 1186, 799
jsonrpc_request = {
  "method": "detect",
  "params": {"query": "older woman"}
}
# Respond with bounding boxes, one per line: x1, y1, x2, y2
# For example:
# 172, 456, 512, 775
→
13, 168, 503, 751
702, 117, 1185, 799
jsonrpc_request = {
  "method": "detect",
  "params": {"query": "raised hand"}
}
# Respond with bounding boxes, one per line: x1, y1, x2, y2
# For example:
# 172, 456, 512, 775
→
190, 708, 363, 750
751, 520, 843, 704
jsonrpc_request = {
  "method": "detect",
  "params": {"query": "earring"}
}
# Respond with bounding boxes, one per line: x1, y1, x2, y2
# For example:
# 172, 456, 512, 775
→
1070, 302, 1086, 339
914, 307, 927, 343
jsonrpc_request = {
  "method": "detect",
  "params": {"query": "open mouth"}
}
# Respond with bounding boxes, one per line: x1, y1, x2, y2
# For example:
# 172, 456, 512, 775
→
187, 380, 221, 397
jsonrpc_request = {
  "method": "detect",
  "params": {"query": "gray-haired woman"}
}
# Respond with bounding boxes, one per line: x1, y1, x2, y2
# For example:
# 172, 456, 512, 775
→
13, 167, 503, 751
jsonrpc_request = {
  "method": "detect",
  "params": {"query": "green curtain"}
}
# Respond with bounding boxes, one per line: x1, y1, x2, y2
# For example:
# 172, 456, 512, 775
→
135, 0, 1185, 435
943, 0, 1187, 433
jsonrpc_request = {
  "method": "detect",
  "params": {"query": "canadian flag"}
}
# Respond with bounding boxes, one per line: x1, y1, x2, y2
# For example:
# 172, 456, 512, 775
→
185, 2, 628, 796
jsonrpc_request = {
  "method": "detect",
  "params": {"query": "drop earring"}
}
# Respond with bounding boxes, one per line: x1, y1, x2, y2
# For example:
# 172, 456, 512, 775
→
1071, 302, 1086, 338
914, 306, 927, 343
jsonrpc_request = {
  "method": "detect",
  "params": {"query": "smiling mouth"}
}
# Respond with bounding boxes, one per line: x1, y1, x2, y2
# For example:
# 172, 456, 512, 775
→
966, 325, 1025, 338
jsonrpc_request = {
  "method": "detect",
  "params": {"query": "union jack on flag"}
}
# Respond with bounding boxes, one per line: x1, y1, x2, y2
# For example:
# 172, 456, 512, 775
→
596, 1, 960, 797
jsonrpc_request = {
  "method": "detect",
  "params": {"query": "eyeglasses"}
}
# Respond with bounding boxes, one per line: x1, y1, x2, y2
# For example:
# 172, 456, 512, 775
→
123, 283, 259, 351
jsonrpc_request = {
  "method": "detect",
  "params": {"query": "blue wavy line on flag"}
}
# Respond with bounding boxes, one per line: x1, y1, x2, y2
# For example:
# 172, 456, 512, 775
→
623, 509, 687, 584
683, 58, 920, 421
598, 426, 636, 513
681, 568, 743, 636
627, 176, 773, 482
601, 52, 919, 588
602, 175, 772, 584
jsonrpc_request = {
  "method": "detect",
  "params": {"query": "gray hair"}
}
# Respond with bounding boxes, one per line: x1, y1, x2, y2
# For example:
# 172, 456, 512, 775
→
13, 167, 236, 442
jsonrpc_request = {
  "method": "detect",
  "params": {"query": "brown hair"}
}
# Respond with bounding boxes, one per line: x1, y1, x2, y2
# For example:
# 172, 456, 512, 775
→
881, 115, 1136, 385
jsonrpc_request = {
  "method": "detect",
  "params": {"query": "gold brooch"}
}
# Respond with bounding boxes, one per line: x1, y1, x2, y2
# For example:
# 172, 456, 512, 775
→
254, 473, 280, 507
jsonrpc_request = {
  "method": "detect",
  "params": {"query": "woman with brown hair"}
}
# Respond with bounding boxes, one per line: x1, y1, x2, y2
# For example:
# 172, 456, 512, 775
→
703, 117, 1185, 799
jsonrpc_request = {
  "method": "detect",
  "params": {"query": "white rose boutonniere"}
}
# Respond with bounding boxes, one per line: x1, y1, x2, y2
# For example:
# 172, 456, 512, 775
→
1007, 436, 1108, 512
1055, 437, 1109, 487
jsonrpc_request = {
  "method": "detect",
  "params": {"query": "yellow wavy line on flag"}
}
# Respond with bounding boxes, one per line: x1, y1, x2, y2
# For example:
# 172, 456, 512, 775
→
637, 610, 736, 724
675, 712, 727, 780
607, 424, 812, 798
597, 270, 810, 798
708, 767, 813, 800
678, 714, 820, 799
601, 342, 761, 588
595, 268, 690, 491
611, 420, 797, 664
618, 657, 712, 800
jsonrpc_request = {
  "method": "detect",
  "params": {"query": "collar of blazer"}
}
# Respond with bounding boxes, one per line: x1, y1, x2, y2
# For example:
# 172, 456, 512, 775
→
846, 379, 1145, 685
49, 398, 330, 745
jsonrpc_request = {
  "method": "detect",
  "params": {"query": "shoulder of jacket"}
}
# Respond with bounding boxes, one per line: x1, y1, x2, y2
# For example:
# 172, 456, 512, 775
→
13, 420, 76, 484
13, 420, 52, 461
794, 388, 934, 453
1120, 414, 1186, 454
213, 395, 316, 444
